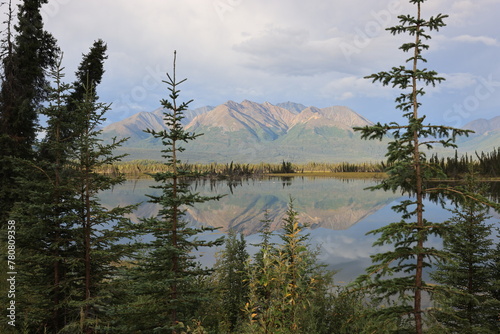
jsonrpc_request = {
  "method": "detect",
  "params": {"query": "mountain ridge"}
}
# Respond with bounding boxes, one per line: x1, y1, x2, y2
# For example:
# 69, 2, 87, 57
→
101, 101, 498, 163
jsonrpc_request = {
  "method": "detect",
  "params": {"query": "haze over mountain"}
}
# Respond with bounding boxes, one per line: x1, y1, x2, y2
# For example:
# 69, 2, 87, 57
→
101, 101, 499, 163
455, 116, 500, 154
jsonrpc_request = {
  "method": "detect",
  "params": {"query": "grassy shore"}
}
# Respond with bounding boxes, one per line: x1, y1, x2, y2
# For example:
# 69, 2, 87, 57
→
268, 171, 387, 179
96, 159, 388, 179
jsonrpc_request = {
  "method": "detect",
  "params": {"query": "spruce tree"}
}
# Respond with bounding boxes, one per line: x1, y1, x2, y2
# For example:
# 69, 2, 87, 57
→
4, 54, 78, 333
64, 39, 107, 140
0, 0, 59, 222
122, 51, 224, 333
210, 229, 250, 332
430, 172, 500, 333
352, 1, 473, 332
7, 47, 134, 333
70, 87, 132, 334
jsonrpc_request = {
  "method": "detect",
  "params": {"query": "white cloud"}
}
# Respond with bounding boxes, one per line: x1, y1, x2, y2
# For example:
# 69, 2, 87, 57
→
453, 34, 499, 46
2, 0, 499, 125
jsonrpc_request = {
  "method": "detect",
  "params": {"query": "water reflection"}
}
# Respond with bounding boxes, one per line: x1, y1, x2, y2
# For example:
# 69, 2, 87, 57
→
99, 177, 499, 283
101, 177, 401, 236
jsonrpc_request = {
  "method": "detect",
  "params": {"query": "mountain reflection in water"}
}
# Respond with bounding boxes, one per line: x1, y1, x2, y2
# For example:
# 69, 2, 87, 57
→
99, 177, 499, 283
101, 177, 400, 235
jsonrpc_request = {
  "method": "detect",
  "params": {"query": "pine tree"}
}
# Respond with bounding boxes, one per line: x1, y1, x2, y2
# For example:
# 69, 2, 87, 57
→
430, 171, 500, 333
122, 51, 224, 333
352, 1, 473, 332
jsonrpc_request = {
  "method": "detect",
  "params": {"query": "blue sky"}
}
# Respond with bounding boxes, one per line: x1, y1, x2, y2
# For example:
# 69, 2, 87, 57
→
5, 0, 500, 127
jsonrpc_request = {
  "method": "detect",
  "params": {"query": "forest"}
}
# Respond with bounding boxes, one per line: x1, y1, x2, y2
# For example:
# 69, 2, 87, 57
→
1, 0, 499, 333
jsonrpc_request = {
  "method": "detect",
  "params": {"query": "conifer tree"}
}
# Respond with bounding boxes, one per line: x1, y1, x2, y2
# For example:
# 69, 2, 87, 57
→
123, 51, 224, 333
69, 78, 136, 334
211, 229, 250, 332
0, 0, 59, 222
7, 48, 134, 333
244, 200, 333, 333
64, 39, 107, 139
430, 172, 500, 333
4, 53, 77, 334
352, 1, 473, 332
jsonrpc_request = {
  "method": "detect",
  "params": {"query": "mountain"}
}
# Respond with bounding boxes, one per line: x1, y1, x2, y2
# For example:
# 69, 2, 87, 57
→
101, 100, 391, 163
463, 116, 500, 134
101, 105, 214, 144
101, 101, 498, 163
453, 116, 500, 154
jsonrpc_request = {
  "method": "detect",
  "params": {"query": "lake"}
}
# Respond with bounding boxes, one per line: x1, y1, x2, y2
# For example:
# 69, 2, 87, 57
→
100, 176, 499, 284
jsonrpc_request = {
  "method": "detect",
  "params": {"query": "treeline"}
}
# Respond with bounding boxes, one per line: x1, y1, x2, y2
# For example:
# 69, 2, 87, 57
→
97, 159, 387, 177
430, 148, 500, 178
98, 151, 500, 179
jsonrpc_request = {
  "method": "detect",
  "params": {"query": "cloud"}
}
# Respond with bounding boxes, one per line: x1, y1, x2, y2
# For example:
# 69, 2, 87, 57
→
453, 34, 500, 46
2, 0, 499, 126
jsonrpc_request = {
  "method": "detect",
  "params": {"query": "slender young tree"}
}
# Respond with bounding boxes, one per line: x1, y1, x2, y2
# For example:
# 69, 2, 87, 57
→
123, 51, 224, 333
211, 229, 250, 332
353, 1, 472, 332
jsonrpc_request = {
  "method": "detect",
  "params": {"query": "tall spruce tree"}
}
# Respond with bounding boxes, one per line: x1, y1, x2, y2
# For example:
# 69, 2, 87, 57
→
2, 54, 76, 334
0, 0, 59, 222
430, 171, 500, 333
7, 46, 134, 333
122, 51, 224, 333
352, 1, 473, 332
67, 69, 135, 334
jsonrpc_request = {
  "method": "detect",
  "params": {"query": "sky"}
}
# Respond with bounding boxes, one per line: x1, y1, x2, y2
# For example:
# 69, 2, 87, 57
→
4, 0, 500, 127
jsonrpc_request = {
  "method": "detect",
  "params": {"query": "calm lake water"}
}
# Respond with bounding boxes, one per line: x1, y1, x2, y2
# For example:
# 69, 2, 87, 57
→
100, 176, 499, 284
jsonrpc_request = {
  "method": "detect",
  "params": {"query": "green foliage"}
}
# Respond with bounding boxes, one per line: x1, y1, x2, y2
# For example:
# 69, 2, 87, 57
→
430, 148, 500, 179
95, 159, 388, 177
242, 199, 335, 334
0, 0, 59, 223
430, 171, 500, 333
208, 230, 250, 332
120, 52, 224, 333
64, 39, 108, 141
351, 1, 475, 333
10, 46, 134, 333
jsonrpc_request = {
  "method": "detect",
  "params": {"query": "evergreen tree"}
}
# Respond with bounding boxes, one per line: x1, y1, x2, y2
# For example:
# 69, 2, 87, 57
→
352, 1, 473, 332
122, 51, 224, 333
210, 229, 250, 332
68, 77, 135, 334
430, 172, 500, 333
8, 48, 134, 333
0, 0, 59, 222
64, 39, 107, 140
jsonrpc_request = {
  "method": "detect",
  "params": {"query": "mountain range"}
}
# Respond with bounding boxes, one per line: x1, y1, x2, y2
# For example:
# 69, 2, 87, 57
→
101, 101, 499, 163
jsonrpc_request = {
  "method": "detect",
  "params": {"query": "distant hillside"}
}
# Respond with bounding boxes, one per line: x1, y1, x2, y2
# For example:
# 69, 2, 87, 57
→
463, 116, 500, 134
101, 101, 498, 163
455, 116, 500, 154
